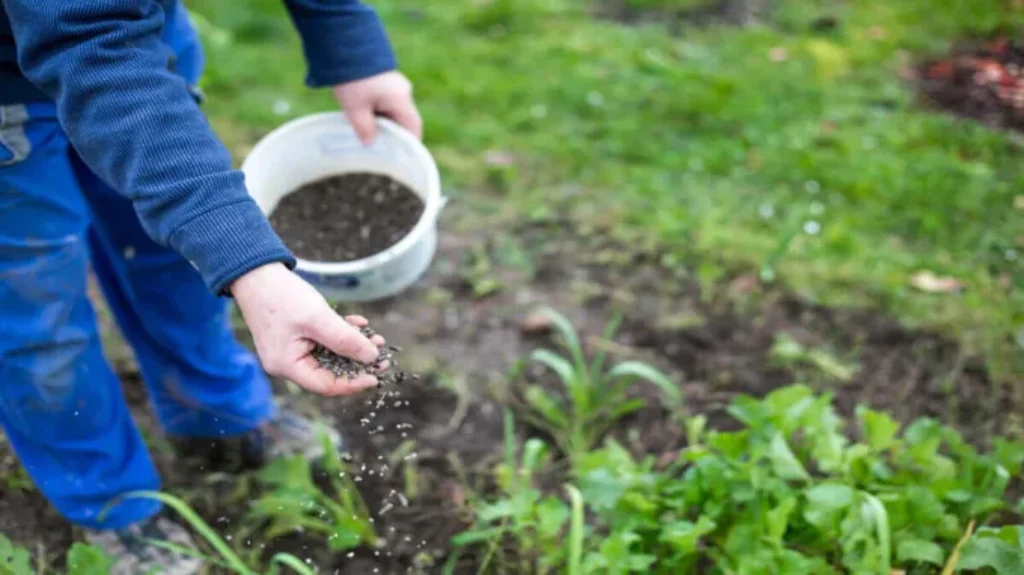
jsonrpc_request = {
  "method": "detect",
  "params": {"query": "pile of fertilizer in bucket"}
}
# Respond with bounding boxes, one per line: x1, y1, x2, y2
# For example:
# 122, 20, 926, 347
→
311, 325, 416, 388
268, 172, 424, 262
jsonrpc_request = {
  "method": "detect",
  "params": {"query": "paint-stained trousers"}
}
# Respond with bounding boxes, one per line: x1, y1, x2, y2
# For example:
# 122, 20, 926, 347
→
0, 5, 276, 529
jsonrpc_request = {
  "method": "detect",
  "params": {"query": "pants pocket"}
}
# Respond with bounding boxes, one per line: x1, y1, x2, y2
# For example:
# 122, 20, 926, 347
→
0, 104, 31, 167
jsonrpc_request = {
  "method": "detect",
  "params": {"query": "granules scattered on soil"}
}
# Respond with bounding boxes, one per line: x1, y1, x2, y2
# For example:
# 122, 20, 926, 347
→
269, 172, 424, 262
312, 325, 417, 387
916, 35, 1024, 133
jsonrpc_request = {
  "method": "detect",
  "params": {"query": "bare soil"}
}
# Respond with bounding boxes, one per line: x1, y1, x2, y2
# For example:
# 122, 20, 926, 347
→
268, 172, 424, 262
0, 208, 1014, 573
915, 34, 1024, 134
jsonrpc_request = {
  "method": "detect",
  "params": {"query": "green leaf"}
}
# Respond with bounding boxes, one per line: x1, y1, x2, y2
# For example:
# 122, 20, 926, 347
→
533, 307, 586, 373
896, 539, 944, 565
726, 395, 769, 428
0, 535, 32, 575
770, 433, 810, 482
857, 406, 900, 451
708, 430, 750, 459
524, 385, 569, 428
530, 350, 579, 397
536, 496, 570, 539
862, 493, 892, 573
686, 415, 707, 445
521, 438, 551, 473
66, 543, 115, 575
766, 497, 797, 547
992, 438, 1024, 475
269, 553, 317, 575
956, 536, 1024, 572
451, 526, 505, 546
565, 485, 585, 575
606, 361, 682, 408
660, 516, 716, 555
327, 524, 364, 551
804, 484, 855, 528
258, 455, 315, 491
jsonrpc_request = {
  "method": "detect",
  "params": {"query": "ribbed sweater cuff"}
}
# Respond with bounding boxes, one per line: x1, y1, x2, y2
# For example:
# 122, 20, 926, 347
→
169, 199, 297, 295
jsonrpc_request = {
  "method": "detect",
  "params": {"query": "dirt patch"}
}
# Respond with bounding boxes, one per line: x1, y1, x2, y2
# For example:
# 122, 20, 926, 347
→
593, 0, 773, 30
268, 172, 424, 262
914, 34, 1024, 134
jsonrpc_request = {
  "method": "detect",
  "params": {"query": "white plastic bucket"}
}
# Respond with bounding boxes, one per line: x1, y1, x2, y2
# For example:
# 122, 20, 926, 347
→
241, 112, 445, 302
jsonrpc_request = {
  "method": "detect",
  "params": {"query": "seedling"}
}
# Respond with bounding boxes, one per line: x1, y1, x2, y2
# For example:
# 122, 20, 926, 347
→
447, 411, 585, 575
245, 429, 377, 553
769, 332, 857, 382
514, 307, 683, 462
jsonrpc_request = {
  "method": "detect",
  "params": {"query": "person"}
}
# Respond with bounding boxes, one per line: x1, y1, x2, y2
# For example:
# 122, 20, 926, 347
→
0, 1, 423, 572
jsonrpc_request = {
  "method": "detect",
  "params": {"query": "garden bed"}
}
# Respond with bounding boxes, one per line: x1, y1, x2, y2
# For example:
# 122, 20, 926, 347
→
0, 214, 1015, 573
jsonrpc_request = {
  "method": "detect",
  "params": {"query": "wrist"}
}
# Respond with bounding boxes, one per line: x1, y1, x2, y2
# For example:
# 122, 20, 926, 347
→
228, 262, 289, 298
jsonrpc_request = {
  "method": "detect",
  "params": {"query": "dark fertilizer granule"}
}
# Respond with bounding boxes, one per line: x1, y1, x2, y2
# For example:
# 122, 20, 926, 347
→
311, 325, 417, 387
268, 172, 425, 262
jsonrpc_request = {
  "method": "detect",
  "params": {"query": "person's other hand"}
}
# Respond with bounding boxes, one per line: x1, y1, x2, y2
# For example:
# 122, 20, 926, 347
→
333, 70, 422, 145
229, 263, 386, 396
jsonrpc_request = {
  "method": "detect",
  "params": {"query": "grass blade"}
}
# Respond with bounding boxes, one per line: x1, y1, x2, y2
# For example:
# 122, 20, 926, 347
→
117, 491, 254, 574
503, 409, 517, 491
941, 520, 976, 575
270, 553, 317, 575
565, 484, 585, 575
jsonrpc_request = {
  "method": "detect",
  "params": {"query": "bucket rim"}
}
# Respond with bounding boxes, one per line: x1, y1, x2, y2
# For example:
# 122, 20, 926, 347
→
241, 111, 443, 276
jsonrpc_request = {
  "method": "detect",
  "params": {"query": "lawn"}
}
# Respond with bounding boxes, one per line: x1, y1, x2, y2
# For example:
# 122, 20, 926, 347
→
1, 0, 1023, 573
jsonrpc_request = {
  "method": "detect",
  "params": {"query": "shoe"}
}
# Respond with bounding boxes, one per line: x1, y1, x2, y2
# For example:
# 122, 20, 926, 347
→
84, 515, 202, 575
172, 408, 342, 472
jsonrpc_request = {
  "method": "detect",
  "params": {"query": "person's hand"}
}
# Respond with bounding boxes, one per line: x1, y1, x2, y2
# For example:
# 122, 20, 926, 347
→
333, 70, 422, 146
229, 263, 386, 396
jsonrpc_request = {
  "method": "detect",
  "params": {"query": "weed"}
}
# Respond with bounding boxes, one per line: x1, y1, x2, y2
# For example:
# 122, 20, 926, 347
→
513, 307, 683, 460
768, 332, 858, 382
459, 244, 503, 298
0, 535, 115, 575
448, 411, 585, 575
244, 430, 377, 553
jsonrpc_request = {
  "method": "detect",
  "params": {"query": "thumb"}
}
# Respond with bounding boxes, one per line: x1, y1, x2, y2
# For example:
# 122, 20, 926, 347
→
307, 312, 380, 365
345, 104, 378, 146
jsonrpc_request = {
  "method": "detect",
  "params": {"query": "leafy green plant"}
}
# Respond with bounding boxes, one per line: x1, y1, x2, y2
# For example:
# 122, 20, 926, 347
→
244, 429, 377, 553
0, 535, 115, 575
0, 534, 31, 575
65, 543, 115, 575
464, 385, 1024, 573
448, 410, 586, 575
515, 307, 683, 461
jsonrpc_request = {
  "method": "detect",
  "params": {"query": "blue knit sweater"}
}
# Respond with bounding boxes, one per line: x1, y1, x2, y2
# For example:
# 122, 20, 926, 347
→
0, 1, 397, 294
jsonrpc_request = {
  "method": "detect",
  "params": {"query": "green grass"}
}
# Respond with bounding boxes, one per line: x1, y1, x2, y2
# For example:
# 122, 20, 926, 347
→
189, 0, 1023, 380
